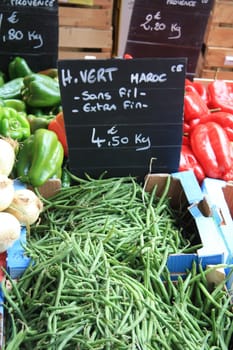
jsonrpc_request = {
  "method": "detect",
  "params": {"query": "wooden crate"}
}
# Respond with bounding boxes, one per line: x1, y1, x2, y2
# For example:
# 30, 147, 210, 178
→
205, 0, 233, 48
199, 0, 233, 79
58, 0, 114, 59
200, 68, 233, 80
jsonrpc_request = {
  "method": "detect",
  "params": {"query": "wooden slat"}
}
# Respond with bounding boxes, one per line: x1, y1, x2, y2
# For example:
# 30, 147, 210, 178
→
206, 26, 233, 48
200, 69, 233, 80
58, 0, 113, 9
59, 1, 113, 29
59, 27, 112, 49
211, 0, 233, 25
204, 46, 233, 68
58, 49, 112, 59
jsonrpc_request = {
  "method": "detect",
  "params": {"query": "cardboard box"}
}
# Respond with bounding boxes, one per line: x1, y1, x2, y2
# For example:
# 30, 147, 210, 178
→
145, 170, 228, 281
202, 178, 233, 290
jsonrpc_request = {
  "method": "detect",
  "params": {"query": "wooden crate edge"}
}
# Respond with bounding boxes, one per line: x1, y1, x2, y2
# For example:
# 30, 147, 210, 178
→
59, 26, 113, 49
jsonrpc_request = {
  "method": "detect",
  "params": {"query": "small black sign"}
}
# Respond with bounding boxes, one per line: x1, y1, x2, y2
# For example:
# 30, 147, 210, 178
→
58, 58, 186, 180
0, 0, 58, 74
125, 0, 214, 76
126, 0, 214, 46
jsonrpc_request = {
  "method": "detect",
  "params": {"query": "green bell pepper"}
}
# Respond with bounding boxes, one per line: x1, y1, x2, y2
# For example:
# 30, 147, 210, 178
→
0, 71, 5, 87
0, 77, 24, 100
22, 73, 61, 108
0, 106, 30, 140
4, 99, 26, 112
16, 128, 64, 187
8, 56, 33, 80
16, 135, 34, 182
27, 114, 54, 133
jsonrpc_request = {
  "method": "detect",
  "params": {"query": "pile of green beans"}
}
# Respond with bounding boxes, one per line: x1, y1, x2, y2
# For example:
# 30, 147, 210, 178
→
3, 174, 233, 349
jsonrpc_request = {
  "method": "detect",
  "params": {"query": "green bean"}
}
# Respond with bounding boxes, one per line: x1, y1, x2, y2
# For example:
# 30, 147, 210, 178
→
3, 272, 24, 308
199, 282, 233, 317
173, 302, 204, 339
55, 324, 84, 350
224, 312, 233, 346
2, 281, 27, 324
4, 174, 233, 349
5, 328, 27, 350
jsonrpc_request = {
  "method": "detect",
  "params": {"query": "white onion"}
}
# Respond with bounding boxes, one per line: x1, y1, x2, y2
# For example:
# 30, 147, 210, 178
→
5, 189, 43, 226
0, 138, 16, 176
0, 212, 21, 252
0, 175, 15, 211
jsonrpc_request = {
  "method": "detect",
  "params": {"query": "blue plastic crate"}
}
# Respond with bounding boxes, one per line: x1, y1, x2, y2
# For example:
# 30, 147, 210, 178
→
6, 181, 31, 279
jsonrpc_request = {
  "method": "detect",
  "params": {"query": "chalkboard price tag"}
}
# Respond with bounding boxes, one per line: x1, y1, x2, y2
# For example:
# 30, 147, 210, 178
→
124, 0, 214, 77
58, 58, 186, 180
0, 0, 58, 74
126, 0, 214, 46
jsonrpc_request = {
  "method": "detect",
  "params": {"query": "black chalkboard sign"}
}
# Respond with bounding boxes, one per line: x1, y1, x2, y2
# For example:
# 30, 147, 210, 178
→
58, 58, 186, 180
125, 0, 214, 77
0, 0, 58, 74
127, 0, 214, 47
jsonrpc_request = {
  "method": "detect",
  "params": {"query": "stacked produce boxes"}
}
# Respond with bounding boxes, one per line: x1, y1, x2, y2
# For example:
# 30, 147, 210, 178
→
58, 0, 114, 59
200, 0, 233, 80
0, 1, 233, 346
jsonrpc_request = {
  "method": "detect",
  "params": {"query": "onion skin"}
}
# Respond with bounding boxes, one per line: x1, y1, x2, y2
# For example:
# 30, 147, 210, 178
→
0, 138, 16, 176
5, 189, 43, 226
0, 212, 21, 252
0, 175, 15, 211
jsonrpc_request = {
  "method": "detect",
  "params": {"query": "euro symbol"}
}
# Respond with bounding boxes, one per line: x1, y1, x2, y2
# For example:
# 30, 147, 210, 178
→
8, 11, 19, 24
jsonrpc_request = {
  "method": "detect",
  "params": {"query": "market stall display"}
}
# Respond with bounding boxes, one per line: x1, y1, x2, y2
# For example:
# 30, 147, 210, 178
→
0, 0, 233, 347
0, 55, 232, 348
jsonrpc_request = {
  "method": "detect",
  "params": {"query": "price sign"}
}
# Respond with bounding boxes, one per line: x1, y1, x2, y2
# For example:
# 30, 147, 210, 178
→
127, 0, 214, 47
125, 0, 214, 77
58, 58, 186, 180
0, 0, 58, 74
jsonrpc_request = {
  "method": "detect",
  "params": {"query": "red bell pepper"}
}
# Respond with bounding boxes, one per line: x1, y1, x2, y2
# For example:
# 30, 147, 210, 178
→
183, 121, 190, 134
226, 82, 233, 98
200, 111, 233, 142
181, 135, 190, 146
185, 79, 198, 94
179, 144, 205, 183
185, 79, 209, 104
123, 53, 133, 59
190, 121, 233, 180
192, 81, 209, 105
183, 90, 210, 123
189, 118, 201, 130
207, 80, 233, 114
48, 111, 68, 157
